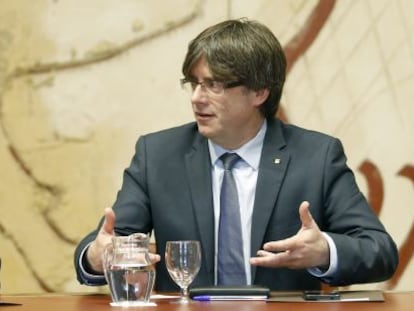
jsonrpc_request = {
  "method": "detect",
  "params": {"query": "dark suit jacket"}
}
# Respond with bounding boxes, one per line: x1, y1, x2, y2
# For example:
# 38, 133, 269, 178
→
74, 118, 398, 291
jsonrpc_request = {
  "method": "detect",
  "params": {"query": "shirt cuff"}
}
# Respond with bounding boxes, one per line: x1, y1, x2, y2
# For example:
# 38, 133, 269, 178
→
307, 232, 338, 278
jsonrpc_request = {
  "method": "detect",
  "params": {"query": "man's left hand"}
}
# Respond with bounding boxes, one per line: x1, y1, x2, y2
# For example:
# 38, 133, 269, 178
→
250, 201, 329, 270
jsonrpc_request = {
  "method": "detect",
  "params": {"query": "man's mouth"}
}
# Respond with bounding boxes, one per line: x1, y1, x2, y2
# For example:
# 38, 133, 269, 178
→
195, 112, 214, 120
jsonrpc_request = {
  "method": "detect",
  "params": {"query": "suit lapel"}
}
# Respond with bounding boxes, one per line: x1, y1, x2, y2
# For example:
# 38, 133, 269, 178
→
184, 134, 215, 284
250, 119, 290, 281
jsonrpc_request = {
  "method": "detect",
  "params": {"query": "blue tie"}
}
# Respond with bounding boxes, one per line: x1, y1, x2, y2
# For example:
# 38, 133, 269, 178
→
217, 153, 246, 285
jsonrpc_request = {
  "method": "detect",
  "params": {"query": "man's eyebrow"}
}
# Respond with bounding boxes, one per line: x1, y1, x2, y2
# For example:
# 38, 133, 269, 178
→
186, 75, 214, 82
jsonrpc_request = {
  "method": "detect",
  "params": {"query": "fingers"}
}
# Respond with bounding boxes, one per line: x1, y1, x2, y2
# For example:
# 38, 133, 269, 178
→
262, 237, 295, 254
299, 201, 313, 228
99, 208, 162, 264
101, 207, 115, 235
149, 253, 161, 264
250, 250, 295, 268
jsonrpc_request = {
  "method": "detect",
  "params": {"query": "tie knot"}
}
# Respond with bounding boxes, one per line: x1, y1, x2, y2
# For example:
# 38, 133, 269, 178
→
220, 153, 240, 170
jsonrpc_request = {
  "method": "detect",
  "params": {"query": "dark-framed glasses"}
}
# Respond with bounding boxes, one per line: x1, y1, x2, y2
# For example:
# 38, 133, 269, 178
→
180, 78, 243, 96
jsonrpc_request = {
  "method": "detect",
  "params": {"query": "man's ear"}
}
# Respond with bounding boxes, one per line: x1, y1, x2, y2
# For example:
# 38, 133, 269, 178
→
253, 88, 270, 107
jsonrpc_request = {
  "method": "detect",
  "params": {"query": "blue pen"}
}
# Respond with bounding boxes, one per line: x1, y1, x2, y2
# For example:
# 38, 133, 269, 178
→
192, 295, 267, 301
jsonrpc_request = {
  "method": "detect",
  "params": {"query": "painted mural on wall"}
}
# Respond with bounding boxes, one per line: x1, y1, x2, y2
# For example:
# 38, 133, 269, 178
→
0, 0, 413, 293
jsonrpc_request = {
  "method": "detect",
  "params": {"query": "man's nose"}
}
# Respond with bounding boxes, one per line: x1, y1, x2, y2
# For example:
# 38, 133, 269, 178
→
191, 84, 208, 102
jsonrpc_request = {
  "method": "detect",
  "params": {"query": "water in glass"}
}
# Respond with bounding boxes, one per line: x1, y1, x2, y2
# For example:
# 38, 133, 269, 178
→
103, 233, 156, 307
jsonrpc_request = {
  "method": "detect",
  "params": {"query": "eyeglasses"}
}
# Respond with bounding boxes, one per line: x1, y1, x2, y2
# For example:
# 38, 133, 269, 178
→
180, 78, 243, 96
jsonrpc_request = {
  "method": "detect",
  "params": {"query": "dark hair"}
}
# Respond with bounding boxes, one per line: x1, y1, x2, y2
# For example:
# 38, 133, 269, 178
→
182, 18, 286, 118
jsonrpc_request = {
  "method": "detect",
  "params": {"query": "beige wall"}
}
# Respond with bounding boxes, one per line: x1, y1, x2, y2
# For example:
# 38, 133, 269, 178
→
0, 0, 413, 294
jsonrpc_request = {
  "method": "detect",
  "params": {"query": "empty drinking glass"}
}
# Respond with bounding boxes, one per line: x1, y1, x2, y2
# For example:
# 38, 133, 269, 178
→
165, 240, 201, 304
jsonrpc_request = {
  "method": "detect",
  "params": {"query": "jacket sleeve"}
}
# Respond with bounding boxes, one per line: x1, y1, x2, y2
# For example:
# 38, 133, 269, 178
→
318, 138, 398, 285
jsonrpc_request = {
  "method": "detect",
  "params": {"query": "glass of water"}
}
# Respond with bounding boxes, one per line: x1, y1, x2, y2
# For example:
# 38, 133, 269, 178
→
165, 240, 201, 304
103, 233, 156, 307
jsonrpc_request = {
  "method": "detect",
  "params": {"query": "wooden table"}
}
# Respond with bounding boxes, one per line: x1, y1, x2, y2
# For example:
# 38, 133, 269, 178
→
0, 292, 413, 310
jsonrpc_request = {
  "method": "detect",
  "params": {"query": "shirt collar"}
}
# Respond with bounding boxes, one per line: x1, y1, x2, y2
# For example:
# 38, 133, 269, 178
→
208, 120, 267, 170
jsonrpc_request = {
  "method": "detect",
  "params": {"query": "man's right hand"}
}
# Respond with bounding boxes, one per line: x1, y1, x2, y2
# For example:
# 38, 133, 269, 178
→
85, 207, 115, 273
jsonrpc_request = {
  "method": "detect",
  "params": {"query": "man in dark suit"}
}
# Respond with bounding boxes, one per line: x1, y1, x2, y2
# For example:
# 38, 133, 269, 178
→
74, 18, 398, 291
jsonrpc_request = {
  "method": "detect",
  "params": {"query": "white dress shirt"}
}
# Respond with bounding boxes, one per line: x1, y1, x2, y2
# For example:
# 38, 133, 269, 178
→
209, 121, 266, 284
